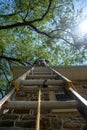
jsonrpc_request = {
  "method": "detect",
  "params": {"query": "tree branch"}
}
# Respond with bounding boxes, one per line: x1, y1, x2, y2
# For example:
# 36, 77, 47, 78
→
0, 55, 26, 66
0, 21, 76, 48
0, 0, 52, 30
0, 55, 22, 62
0, 11, 21, 17
0, 22, 28, 29
0, 55, 32, 66
29, 23, 51, 37
29, 24, 77, 47
30, 0, 52, 23
0, 89, 4, 99
60, 37, 76, 47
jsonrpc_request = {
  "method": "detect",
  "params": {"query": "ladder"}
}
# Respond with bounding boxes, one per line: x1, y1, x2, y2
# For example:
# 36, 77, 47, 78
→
0, 59, 87, 130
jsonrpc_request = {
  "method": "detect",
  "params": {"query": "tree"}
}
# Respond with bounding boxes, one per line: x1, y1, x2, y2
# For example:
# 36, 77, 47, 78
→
0, 0, 87, 96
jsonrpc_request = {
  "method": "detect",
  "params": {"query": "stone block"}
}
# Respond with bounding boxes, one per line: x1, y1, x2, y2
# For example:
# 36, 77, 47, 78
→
13, 109, 29, 114
63, 122, 81, 129
0, 120, 14, 127
0, 127, 9, 130
21, 115, 36, 120
15, 121, 36, 128
2, 114, 18, 120
40, 118, 51, 129
82, 125, 87, 130
0, 127, 22, 130
51, 118, 61, 129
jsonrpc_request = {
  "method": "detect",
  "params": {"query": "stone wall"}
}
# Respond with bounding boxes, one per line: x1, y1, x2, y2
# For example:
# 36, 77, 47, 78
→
0, 110, 87, 130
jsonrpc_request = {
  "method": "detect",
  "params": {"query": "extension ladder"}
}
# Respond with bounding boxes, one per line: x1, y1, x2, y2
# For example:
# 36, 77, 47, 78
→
0, 59, 87, 130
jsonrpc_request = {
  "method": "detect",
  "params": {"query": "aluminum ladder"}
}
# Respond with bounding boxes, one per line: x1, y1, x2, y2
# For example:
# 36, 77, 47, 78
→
0, 59, 87, 130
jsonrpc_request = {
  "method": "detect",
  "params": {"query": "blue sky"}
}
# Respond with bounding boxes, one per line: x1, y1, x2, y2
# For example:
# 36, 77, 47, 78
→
74, 0, 87, 12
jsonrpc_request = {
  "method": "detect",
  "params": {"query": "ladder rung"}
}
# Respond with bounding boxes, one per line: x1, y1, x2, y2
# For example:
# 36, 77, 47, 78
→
52, 109, 78, 113
3, 100, 76, 109
33, 67, 50, 72
26, 75, 57, 79
20, 79, 64, 85
30, 72, 52, 75
20, 85, 64, 91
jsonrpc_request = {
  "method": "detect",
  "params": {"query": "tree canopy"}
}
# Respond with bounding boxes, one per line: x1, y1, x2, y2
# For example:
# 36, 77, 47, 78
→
0, 0, 87, 97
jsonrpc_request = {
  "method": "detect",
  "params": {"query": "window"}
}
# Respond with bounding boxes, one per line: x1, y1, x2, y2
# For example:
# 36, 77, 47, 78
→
55, 92, 72, 101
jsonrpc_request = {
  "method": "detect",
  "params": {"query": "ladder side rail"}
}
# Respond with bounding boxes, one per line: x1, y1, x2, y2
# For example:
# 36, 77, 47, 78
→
69, 87, 87, 106
0, 88, 15, 110
46, 64, 87, 120
46, 65, 72, 85
47, 65, 87, 101
69, 87, 87, 120
0, 66, 35, 109
47, 65, 87, 102
14, 66, 35, 90
15, 66, 35, 82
